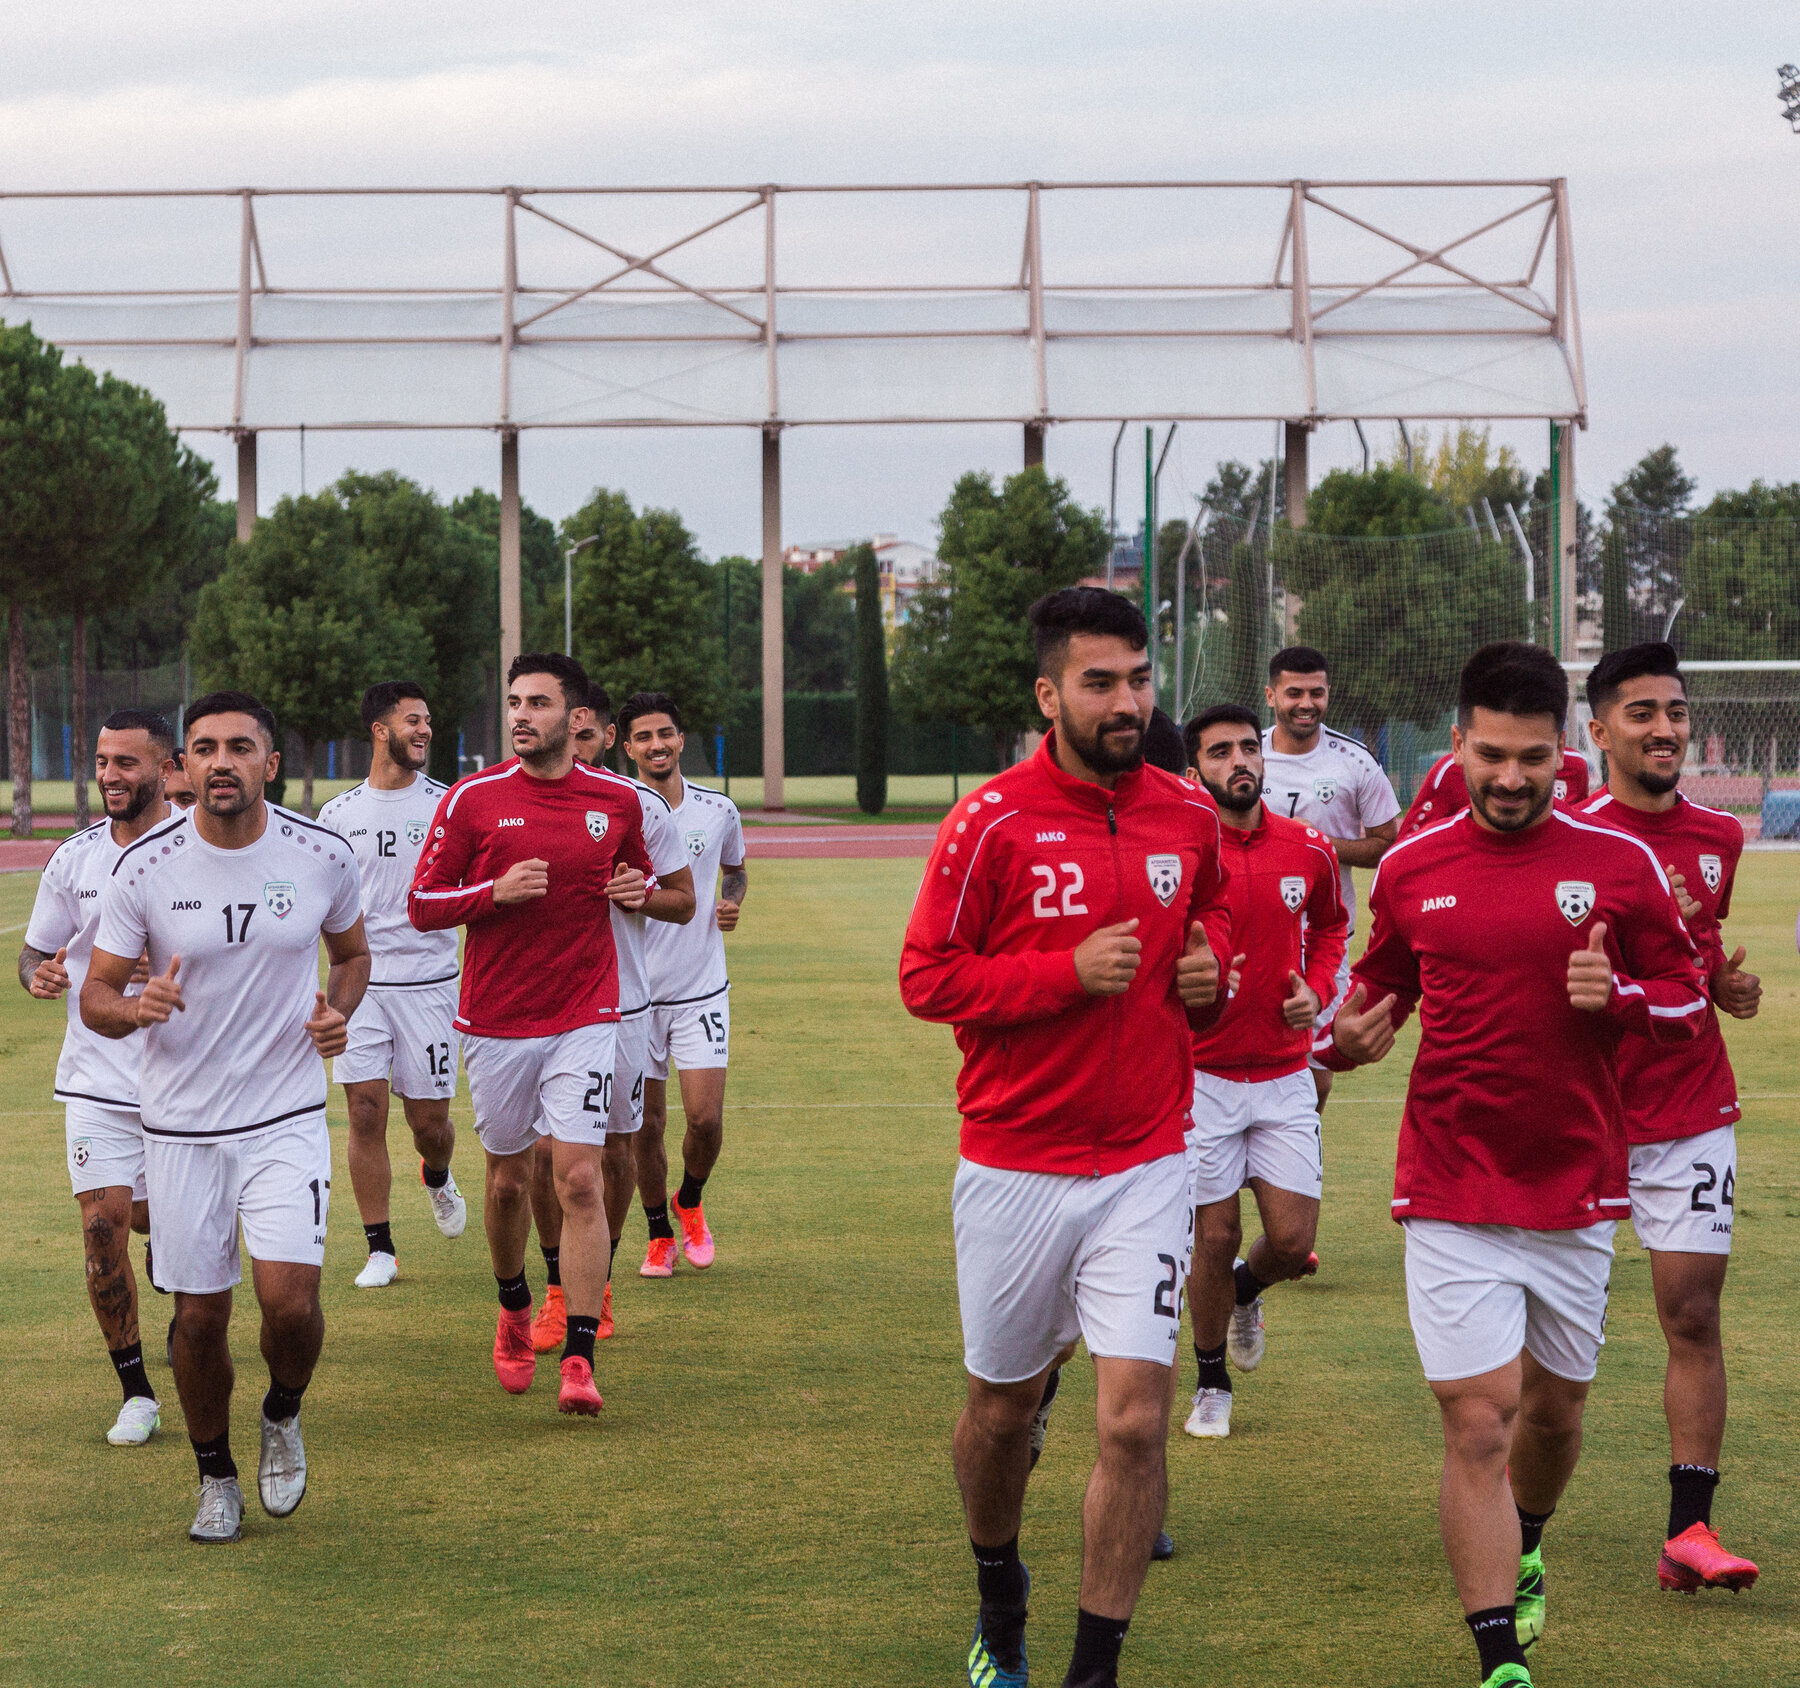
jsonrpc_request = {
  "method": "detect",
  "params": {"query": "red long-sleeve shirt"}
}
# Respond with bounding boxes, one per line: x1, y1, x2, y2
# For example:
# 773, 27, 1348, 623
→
1190, 810, 1347, 1082
1577, 790, 1743, 1144
408, 759, 655, 1038
899, 733, 1233, 1177
1397, 749, 1590, 839
1318, 807, 1708, 1229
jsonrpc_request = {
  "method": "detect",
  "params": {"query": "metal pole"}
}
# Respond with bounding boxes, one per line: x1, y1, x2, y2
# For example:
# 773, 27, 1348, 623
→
1143, 427, 1154, 655
564, 544, 573, 656
761, 427, 785, 811
1555, 421, 1577, 659
1152, 425, 1177, 706
1503, 500, 1536, 628
1283, 421, 1309, 528
235, 431, 257, 542
499, 430, 522, 682
722, 563, 732, 796
1107, 420, 1126, 587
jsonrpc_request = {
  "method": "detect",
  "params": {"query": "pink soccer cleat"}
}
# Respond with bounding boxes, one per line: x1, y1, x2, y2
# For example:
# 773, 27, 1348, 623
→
492, 1307, 536, 1395
1658, 1523, 1759, 1593
672, 1197, 715, 1270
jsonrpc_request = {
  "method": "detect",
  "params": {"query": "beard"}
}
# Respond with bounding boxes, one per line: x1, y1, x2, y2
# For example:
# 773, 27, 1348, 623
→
1631, 762, 1681, 798
1201, 772, 1261, 814
1062, 712, 1145, 777
105, 775, 163, 823
200, 773, 258, 817
384, 732, 427, 774
516, 714, 570, 767
1469, 777, 1553, 833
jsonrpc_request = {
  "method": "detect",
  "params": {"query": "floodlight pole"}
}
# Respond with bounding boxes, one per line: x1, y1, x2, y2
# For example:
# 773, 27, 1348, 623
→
563, 534, 599, 656
761, 426, 785, 810
1550, 421, 1577, 659
500, 430, 522, 680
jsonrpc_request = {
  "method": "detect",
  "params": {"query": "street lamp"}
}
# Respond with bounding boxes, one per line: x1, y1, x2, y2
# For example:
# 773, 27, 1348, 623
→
563, 534, 599, 656
1781, 65, 1800, 131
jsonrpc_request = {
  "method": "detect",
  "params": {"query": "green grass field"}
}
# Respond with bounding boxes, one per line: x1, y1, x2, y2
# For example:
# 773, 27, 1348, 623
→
0, 855, 1795, 1687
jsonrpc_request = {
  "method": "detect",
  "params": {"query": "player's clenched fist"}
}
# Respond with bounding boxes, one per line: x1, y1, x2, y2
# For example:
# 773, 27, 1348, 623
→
1281, 969, 1321, 1028
1713, 945, 1761, 1020
1176, 922, 1220, 1008
1567, 922, 1614, 1012
1666, 866, 1701, 924
135, 954, 185, 1025
305, 990, 348, 1057
28, 946, 70, 999
1331, 983, 1396, 1064
605, 861, 649, 910
1074, 919, 1140, 996
716, 900, 741, 933
494, 857, 550, 905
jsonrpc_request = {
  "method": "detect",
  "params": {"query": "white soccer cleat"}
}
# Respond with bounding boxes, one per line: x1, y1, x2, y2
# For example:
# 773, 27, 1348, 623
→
190, 1475, 244, 1543
1184, 1388, 1233, 1439
424, 1169, 467, 1239
258, 1413, 308, 1518
106, 1395, 161, 1446
1227, 1280, 1266, 1372
354, 1251, 398, 1289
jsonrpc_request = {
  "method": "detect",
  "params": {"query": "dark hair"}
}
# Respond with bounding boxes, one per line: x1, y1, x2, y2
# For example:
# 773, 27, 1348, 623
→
184, 690, 277, 746
506, 652, 588, 705
361, 679, 430, 732
617, 691, 683, 738
1585, 641, 1683, 714
1184, 703, 1262, 766
583, 682, 614, 725
1457, 641, 1568, 732
100, 708, 176, 758
1142, 707, 1187, 775
1268, 646, 1329, 683
1028, 587, 1147, 678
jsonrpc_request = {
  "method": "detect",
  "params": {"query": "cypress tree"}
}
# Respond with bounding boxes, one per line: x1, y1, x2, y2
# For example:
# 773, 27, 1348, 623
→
851, 543, 888, 815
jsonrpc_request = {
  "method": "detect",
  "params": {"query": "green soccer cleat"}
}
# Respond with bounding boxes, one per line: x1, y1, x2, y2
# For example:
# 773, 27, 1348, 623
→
967, 1567, 1029, 1688
1514, 1545, 1546, 1652
1481, 1666, 1532, 1688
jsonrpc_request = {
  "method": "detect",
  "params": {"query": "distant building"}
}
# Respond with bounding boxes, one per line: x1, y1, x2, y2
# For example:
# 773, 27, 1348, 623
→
782, 533, 941, 635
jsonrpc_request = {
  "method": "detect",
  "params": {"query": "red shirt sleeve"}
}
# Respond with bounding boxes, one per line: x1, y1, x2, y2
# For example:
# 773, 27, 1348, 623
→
1315, 865, 1419, 1071
1602, 852, 1708, 1043
409, 786, 497, 931
1300, 842, 1349, 1007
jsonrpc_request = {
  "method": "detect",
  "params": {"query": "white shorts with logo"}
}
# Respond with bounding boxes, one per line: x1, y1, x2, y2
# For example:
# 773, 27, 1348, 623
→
143, 1113, 332, 1295
64, 1099, 147, 1201
1186, 1068, 1323, 1206
606, 1012, 648, 1137
1629, 1124, 1736, 1255
333, 982, 460, 1100
1307, 954, 1354, 1071
953, 1150, 1192, 1384
1403, 1218, 1615, 1383
464, 1023, 619, 1158
647, 987, 729, 1074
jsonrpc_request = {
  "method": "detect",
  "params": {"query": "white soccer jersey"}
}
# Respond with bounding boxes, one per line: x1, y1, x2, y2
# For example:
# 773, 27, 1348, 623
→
642, 780, 745, 1006
94, 806, 363, 1143
25, 819, 146, 1111
581, 768, 689, 1014
1260, 725, 1401, 932
317, 774, 458, 988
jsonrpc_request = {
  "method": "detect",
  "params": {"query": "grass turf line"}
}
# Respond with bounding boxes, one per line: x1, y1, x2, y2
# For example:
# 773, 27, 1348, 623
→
0, 856, 1793, 1685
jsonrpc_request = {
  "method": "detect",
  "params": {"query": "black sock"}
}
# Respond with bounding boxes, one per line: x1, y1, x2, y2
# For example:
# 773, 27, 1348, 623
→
1466, 1606, 1527, 1679
1669, 1464, 1719, 1538
644, 1201, 675, 1241
1516, 1504, 1553, 1556
109, 1341, 154, 1403
972, 1535, 1028, 1669
608, 1235, 620, 1282
495, 1271, 531, 1313
193, 1431, 237, 1482
263, 1376, 306, 1424
541, 1245, 561, 1288
421, 1161, 450, 1190
1193, 1341, 1231, 1394
563, 1314, 599, 1368
1064, 1607, 1129, 1688
1233, 1259, 1268, 1307
676, 1170, 707, 1210
363, 1220, 394, 1259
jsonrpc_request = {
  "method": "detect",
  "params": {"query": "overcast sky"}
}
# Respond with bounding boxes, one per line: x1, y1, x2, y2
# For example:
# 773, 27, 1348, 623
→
3, 3, 1797, 556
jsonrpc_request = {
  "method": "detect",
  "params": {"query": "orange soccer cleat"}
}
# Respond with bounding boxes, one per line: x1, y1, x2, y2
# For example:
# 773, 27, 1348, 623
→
596, 1281, 614, 1341
558, 1355, 604, 1416
1658, 1523, 1759, 1593
640, 1236, 677, 1278
672, 1197, 715, 1270
493, 1307, 537, 1395
530, 1284, 568, 1353
1301, 1252, 1320, 1277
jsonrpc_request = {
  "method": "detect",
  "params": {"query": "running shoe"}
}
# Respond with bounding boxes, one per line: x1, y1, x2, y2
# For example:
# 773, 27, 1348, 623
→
1480, 1668, 1531, 1688
558, 1355, 603, 1416
423, 1163, 467, 1239
596, 1281, 614, 1341
672, 1196, 715, 1269
1027, 1365, 1061, 1470
354, 1251, 398, 1289
1227, 1270, 1266, 1372
189, 1475, 244, 1544
1515, 1545, 1546, 1650
493, 1307, 536, 1394
1152, 1530, 1175, 1561
1658, 1522, 1759, 1592
530, 1284, 568, 1353
106, 1395, 160, 1446
1301, 1251, 1320, 1277
1183, 1387, 1232, 1439
967, 1567, 1029, 1688
640, 1236, 677, 1278
258, 1411, 308, 1517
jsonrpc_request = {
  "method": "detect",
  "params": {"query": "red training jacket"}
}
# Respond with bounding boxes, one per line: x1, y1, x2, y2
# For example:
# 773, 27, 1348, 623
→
1318, 807, 1707, 1230
1398, 749, 1590, 839
1190, 809, 1347, 1082
408, 759, 656, 1039
1578, 790, 1743, 1144
899, 732, 1233, 1178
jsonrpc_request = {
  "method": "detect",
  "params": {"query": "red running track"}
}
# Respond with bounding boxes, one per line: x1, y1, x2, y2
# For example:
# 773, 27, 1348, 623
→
745, 825, 935, 859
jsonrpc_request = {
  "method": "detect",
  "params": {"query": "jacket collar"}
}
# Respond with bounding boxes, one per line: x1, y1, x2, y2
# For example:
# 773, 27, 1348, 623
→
1218, 806, 1269, 848
1035, 729, 1147, 813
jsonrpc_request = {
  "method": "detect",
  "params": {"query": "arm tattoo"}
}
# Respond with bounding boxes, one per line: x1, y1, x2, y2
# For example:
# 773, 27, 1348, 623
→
17, 945, 49, 993
720, 866, 748, 906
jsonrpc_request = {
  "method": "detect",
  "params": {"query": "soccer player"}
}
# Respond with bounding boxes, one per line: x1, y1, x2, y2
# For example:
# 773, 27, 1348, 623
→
618, 691, 746, 1277
408, 654, 664, 1417
900, 588, 1231, 1688
1319, 642, 1708, 1688
1258, 645, 1401, 1110
317, 682, 466, 1290
527, 683, 693, 1351
81, 691, 370, 1545
1180, 704, 1347, 1439
1398, 744, 1590, 839
1579, 642, 1761, 1592
19, 709, 176, 1446
165, 752, 197, 809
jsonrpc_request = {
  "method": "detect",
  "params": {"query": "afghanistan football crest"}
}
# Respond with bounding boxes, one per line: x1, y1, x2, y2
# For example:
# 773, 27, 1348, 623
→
71, 1138, 91, 1168
585, 811, 610, 842
1145, 853, 1182, 907
1312, 778, 1337, 804
1280, 874, 1306, 913
406, 822, 427, 846
686, 830, 707, 857
263, 881, 297, 920
1554, 880, 1595, 925
1698, 853, 1722, 893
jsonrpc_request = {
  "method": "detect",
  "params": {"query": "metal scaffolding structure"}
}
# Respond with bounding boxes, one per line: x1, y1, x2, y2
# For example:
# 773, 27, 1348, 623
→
0, 179, 1587, 803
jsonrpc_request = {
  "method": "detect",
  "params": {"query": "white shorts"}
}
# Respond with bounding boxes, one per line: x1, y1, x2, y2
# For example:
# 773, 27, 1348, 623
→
1403, 1218, 1615, 1383
1629, 1124, 1736, 1255
647, 988, 729, 1074
607, 1012, 648, 1137
1307, 954, 1353, 1070
1185, 1068, 1323, 1206
143, 1113, 332, 1295
65, 1100, 147, 1202
953, 1151, 1192, 1384
333, 982, 460, 1100
464, 1023, 620, 1158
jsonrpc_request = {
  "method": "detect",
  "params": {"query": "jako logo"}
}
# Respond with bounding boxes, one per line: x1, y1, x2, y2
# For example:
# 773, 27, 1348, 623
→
170, 900, 202, 910
1035, 831, 1066, 843
496, 817, 525, 828
1421, 894, 1457, 912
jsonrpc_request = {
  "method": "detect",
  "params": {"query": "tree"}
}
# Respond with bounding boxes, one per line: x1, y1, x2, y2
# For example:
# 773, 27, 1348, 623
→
193, 492, 432, 812
1201, 458, 1284, 525
91, 497, 235, 671
1599, 446, 1697, 651
1305, 465, 1453, 537
850, 544, 888, 815
1386, 422, 1529, 515
891, 467, 1108, 760
711, 553, 856, 695
451, 486, 564, 654
1701, 480, 1800, 521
